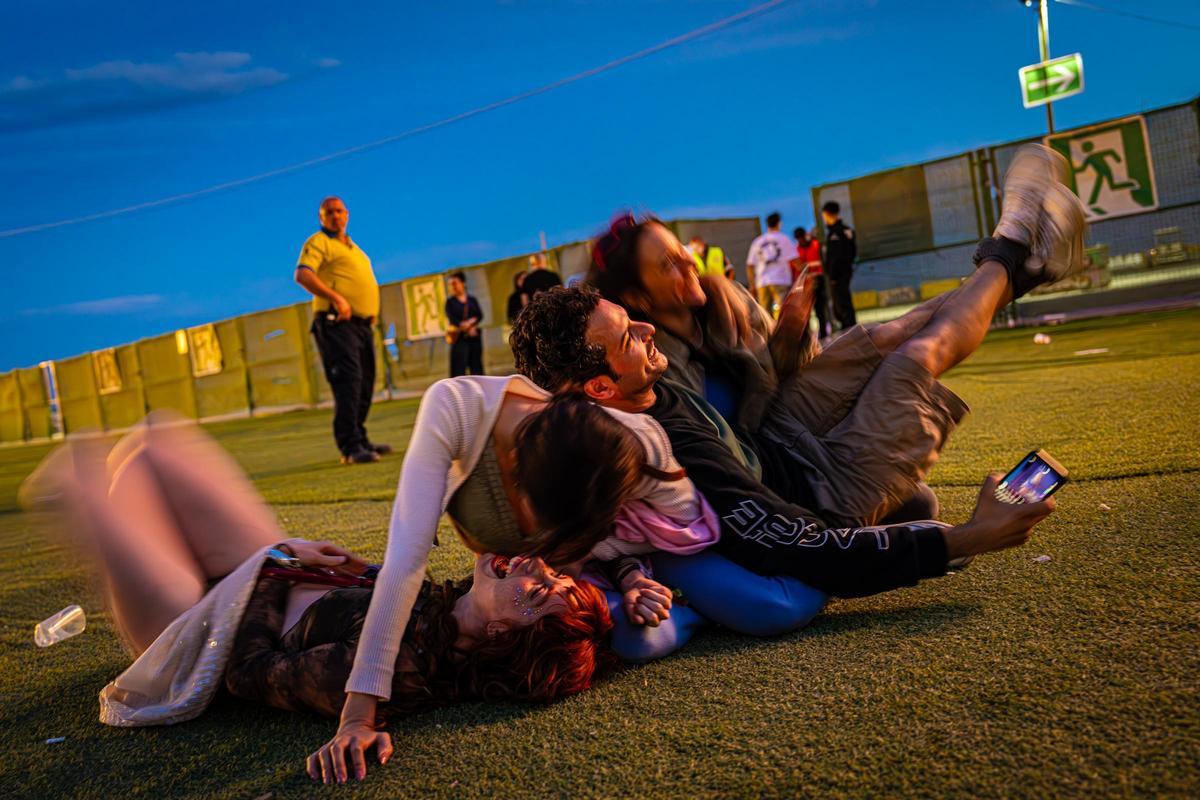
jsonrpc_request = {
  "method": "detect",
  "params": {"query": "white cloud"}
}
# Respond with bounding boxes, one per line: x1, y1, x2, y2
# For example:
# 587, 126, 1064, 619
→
315, 57, 342, 69
23, 294, 166, 316
60, 51, 287, 95
0, 52, 291, 131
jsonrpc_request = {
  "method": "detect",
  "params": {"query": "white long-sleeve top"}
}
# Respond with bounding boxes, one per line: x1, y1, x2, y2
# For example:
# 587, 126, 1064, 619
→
346, 374, 705, 699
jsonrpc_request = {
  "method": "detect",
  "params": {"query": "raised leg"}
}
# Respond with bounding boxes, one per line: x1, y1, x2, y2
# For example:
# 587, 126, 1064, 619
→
108, 417, 283, 578
48, 441, 207, 653
893, 261, 1012, 379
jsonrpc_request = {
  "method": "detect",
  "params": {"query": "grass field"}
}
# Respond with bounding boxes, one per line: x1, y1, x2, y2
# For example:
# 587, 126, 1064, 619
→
2, 310, 1198, 799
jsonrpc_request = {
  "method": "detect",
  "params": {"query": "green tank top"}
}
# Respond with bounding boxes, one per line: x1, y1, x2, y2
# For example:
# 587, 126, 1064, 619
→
445, 443, 530, 555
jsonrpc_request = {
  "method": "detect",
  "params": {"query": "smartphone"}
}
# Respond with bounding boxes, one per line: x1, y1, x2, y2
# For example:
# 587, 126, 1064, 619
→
995, 449, 1068, 504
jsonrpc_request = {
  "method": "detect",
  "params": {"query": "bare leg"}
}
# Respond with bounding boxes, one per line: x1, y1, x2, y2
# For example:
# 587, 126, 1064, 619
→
108, 417, 283, 577
895, 261, 1012, 378
59, 442, 207, 653
866, 285, 959, 353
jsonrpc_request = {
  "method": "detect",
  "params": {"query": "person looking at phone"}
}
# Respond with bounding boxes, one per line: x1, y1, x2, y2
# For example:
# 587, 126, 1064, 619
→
295, 196, 391, 465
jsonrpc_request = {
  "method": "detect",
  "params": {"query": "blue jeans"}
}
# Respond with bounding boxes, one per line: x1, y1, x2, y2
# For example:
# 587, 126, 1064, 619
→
606, 549, 827, 662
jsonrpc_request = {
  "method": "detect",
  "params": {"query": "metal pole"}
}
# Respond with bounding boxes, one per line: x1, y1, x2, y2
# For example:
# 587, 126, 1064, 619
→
1039, 0, 1055, 133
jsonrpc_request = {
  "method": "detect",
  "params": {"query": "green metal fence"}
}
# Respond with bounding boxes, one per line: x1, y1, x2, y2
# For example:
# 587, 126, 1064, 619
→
4, 216, 758, 443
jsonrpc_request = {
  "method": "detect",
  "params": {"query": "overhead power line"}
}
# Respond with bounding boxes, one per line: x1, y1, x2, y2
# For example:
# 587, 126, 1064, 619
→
1054, 0, 1200, 33
1, 0, 795, 240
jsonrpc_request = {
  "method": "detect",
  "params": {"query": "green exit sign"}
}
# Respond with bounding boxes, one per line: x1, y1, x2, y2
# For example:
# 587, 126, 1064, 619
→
1020, 53, 1084, 108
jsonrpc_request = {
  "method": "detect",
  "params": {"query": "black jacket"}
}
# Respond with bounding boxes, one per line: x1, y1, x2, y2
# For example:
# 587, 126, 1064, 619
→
645, 380, 948, 598
823, 219, 857, 275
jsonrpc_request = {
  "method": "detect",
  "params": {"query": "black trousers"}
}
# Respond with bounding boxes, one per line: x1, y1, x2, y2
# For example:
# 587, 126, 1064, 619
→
828, 266, 857, 330
812, 273, 832, 339
449, 335, 484, 377
311, 315, 376, 455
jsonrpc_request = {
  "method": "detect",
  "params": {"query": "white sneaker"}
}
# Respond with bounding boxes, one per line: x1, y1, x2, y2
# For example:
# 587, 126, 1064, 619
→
994, 144, 1087, 286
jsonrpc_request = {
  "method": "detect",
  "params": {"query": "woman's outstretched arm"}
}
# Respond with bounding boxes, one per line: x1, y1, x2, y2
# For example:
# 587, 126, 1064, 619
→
311, 379, 467, 781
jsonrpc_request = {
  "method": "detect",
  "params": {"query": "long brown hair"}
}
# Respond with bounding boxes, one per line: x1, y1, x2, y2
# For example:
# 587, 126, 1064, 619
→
512, 392, 649, 566
380, 576, 617, 722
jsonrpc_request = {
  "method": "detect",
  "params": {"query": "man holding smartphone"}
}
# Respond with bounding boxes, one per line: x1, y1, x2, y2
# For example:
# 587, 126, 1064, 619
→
295, 196, 391, 465
513, 145, 1084, 591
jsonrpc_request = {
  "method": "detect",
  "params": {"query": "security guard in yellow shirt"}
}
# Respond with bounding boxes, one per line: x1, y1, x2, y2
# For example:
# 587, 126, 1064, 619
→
295, 196, 391, 464
688, 234, 731, 279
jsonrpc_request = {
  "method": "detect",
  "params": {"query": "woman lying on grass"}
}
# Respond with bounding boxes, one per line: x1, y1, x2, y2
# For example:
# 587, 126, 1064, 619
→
21, 416, 615, 784
315, 371, 827, 783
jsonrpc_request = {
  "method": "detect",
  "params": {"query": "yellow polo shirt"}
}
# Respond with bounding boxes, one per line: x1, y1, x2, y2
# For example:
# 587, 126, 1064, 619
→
297, 230, 380, 318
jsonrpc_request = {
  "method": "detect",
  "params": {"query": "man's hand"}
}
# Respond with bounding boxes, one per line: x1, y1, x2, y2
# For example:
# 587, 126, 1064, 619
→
620, 572, 673, 626
281, 539, 368, 576
332, 293, 352, 321
945, 473, 1056, 559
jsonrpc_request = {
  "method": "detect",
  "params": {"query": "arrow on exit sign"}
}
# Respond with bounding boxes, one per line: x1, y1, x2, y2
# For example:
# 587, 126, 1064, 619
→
1019, 53, 1084, 108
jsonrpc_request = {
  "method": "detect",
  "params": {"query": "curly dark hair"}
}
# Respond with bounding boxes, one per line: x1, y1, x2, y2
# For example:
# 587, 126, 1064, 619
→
510, 285, 613, 391
379, 575, 618, 723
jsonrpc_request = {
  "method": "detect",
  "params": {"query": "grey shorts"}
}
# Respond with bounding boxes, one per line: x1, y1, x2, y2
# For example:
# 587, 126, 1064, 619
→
761, 325, 970, 527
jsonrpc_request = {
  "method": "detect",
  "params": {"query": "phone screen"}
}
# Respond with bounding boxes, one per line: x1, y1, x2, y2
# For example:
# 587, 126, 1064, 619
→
996, 452, 1066, 504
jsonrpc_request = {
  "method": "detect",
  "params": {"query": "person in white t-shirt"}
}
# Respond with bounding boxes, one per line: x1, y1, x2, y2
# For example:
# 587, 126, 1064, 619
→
746, 211, 799, 318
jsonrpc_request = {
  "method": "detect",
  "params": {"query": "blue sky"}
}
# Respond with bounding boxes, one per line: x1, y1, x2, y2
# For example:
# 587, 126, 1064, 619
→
3, 0, 1197, 370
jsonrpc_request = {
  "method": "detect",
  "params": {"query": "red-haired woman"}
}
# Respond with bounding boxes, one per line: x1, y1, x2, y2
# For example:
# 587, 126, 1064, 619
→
22, 417, 616, 786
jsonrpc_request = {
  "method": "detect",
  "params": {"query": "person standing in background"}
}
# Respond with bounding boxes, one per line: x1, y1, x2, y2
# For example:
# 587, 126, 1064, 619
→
445, 271, 485, 377
506, 270, 527, 324
688, 234, 731, 279
746, 211, 798, 318
822, 201, 858, 330
520, 252, 562, 301
294, 196, 391, 465
795, 226, 831, 339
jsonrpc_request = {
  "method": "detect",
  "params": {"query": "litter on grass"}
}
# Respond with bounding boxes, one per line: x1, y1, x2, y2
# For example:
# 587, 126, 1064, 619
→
1034, 555, 1052, 563
1033, 333, 1052, 344
1075, 348, 1110, 356
44, 737, 65, 744
1099, 503, 1112, 511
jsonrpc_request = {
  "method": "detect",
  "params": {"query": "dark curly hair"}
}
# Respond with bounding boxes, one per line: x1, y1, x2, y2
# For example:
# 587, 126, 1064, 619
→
510, 285, 613, 391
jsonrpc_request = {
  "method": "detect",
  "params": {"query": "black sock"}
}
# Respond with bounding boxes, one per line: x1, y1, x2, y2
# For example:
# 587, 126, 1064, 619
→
972, 236, 1037, 299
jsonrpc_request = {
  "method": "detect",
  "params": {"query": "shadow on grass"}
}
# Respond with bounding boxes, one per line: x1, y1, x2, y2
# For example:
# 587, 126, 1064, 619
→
620, 600, 983, 666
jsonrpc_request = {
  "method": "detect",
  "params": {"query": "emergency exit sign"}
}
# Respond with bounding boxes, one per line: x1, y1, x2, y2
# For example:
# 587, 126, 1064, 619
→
1020, 53, 1084, 108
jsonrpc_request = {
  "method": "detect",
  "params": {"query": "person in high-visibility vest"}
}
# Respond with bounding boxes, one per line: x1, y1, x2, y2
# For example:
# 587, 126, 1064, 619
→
688, 235, 731, 279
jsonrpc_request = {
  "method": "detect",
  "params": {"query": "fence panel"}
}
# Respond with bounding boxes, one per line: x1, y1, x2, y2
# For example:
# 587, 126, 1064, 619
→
55, 354, 103, 434
97, 344, 147, 430
243, 305, 316, 412
672, 218, 761, 284
554, 241, 592, 285
18, 367, 51, 440
138, 332, 198, 417
0, 371, 23, 442
192, 320, 249, 419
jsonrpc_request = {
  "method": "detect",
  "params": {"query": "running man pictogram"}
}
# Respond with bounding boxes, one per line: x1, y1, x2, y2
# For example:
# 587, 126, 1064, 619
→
1075, 140, 1139, 215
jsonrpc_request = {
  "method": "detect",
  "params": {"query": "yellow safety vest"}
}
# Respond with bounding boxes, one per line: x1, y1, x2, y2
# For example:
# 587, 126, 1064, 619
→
692, 246, 726, 278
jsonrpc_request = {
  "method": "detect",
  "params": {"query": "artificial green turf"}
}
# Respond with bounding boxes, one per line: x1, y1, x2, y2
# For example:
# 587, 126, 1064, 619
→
1, 310, 1197, 799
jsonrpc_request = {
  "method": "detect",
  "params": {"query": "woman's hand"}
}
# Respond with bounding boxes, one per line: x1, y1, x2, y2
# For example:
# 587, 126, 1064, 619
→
620, 572, 673, 626
699, 274, 753, 350
307, 693, 390, 784
307, 722, 393, 784
281, 539, 368, 576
